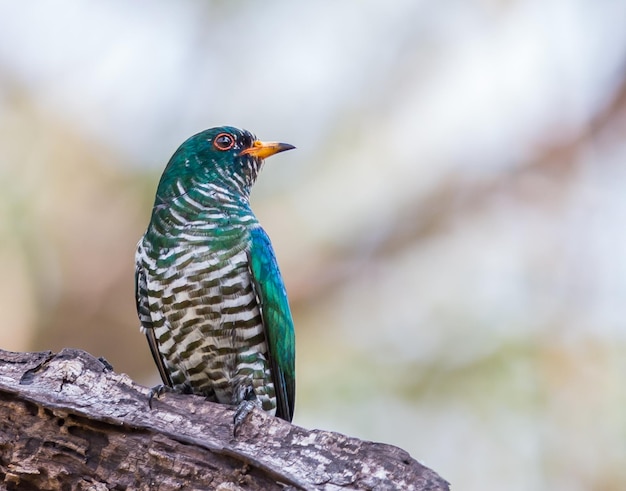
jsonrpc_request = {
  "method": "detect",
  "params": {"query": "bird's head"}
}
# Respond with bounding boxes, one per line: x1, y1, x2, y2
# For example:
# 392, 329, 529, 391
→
155, 126, 295, 204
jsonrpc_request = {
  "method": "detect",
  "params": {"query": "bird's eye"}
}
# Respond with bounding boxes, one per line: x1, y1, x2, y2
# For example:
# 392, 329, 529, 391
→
213, 133, 235, 151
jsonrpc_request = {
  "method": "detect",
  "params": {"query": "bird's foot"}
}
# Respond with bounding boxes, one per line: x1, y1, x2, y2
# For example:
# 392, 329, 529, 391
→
148, 383, 192, 409
233, 389, 262, 437
97, 356, 114, 371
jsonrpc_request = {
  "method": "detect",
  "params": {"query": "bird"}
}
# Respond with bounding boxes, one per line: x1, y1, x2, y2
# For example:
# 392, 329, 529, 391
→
134, 126, 296, 433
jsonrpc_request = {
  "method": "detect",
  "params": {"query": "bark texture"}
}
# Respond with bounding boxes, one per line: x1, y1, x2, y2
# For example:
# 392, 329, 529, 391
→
0, 348, 449, 491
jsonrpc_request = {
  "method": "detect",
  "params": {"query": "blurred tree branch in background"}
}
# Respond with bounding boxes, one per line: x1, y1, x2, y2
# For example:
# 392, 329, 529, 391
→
291, 67, 626, 304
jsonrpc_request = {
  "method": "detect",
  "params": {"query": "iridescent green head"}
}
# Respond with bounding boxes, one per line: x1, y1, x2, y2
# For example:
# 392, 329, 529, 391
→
154, 126, 295, 205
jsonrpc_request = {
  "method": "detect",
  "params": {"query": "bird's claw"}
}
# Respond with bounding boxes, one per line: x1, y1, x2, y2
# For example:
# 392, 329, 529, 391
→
148, 384, 172, 409
148, 383, 193, 408
233, 400, 260, 437
97, 356, 114, 371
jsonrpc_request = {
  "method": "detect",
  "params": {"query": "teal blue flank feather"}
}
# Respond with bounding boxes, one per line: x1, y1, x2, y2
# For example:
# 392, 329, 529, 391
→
248, 227, 296, 419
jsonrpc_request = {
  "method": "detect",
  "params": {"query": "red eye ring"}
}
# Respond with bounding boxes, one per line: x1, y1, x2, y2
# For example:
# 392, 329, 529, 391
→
213, 133, 235, 151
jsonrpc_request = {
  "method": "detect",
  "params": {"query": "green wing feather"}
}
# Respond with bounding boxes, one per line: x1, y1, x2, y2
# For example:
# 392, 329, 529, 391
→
248, 227, 296, 421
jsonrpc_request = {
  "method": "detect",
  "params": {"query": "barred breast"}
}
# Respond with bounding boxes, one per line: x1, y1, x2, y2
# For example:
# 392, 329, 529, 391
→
138, 240, 278, 414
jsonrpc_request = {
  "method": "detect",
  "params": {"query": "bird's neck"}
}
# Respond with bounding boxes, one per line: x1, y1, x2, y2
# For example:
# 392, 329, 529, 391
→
146, 179, 257, 246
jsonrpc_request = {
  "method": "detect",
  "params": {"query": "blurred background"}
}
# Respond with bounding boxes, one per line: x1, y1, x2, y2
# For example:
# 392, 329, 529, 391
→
1, 1, 625, 489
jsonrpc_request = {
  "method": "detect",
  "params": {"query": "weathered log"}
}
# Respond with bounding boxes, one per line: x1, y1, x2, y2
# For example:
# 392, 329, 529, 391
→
0, 348, 449, 490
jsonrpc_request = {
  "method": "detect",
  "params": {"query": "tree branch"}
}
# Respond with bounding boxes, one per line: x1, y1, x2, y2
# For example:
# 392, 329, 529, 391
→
0, 348, 449, 490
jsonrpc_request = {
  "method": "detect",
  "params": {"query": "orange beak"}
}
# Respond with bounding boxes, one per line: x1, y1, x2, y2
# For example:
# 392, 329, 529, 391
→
239, 140, 295, 159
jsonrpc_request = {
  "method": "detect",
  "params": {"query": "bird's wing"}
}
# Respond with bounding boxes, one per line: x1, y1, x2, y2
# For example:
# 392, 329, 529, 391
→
135, 256, 173, 387
247, 227, 296, 422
